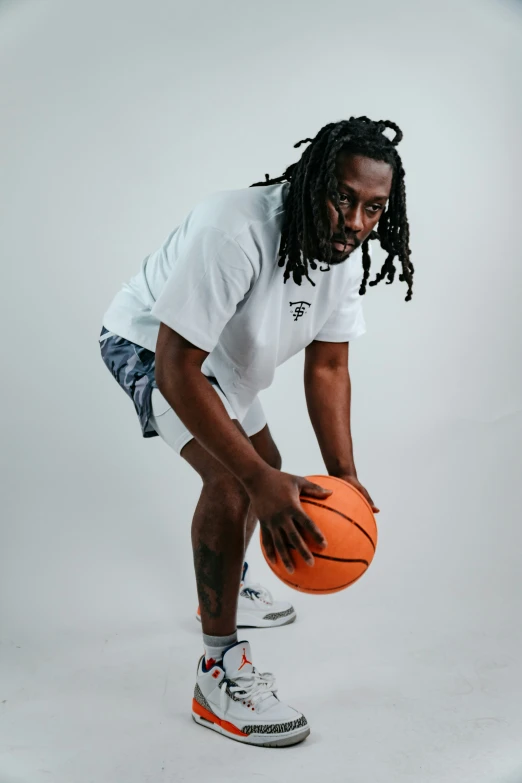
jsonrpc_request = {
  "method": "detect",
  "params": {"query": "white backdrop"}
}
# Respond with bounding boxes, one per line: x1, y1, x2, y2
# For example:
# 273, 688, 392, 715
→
1, 0, 522, 781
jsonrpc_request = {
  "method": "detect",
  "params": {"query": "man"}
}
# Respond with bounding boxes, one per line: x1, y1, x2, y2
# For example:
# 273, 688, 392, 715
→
99, 116, 414, 747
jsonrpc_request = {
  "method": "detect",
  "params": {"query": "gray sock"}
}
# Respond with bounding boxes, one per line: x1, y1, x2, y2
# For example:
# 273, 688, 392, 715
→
202, 631, 238, 665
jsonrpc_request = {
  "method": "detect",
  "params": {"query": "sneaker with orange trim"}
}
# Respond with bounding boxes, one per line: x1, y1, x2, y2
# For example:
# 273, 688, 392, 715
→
195, 562, 296, 628
191, 640, 309, 747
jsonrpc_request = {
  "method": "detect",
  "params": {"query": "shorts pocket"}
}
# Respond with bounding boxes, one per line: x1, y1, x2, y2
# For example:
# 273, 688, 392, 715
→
132, 344, 155, 364
151, 387, 172, 418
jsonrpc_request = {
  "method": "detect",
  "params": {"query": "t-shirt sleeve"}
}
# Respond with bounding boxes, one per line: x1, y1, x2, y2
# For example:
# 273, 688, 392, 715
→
314, 266, 367, 343
150, 226, 255, 353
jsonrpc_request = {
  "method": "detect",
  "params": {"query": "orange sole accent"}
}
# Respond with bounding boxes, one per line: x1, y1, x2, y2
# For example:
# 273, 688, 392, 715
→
192, 698, 248, 737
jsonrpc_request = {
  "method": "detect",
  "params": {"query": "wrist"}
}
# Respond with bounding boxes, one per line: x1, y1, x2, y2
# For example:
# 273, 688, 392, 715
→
240, 462, 276, 492
330, 469, 358, 481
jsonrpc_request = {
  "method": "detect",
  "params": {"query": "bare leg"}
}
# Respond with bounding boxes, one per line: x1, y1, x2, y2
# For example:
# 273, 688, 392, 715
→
181, 425, 250, 636
181, 422, 282, 635
244, 508, 258, 555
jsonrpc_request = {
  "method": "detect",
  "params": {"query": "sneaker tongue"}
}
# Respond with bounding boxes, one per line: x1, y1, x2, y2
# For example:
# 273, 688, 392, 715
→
223, 641, 254, 678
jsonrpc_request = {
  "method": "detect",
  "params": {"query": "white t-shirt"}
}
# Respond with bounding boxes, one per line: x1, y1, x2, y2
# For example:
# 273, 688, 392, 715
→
101, 183, 366, 423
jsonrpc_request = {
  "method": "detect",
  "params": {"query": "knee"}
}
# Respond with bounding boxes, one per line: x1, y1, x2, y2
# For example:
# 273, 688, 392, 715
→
268, 448, 282, 472
250, 427, 282, 472
201, 471, 250, 518
261, 439, 282, 471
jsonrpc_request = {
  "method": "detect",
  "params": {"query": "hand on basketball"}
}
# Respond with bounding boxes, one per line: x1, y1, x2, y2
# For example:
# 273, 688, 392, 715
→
338, 474, 380, 514
245, 468, 331, 574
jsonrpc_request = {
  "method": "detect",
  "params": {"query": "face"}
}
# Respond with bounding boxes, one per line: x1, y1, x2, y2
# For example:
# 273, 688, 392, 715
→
325, 152, 393, 265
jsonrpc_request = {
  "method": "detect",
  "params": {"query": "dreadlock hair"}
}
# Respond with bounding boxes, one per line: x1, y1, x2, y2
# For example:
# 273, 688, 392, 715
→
250, 116, 414, 302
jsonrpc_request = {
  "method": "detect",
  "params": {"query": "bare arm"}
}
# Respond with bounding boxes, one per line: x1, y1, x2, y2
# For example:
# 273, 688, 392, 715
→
155, 322, 331, 570
155, 322, 268, 485
304, 339, 357, 478
304, 339, 379, 511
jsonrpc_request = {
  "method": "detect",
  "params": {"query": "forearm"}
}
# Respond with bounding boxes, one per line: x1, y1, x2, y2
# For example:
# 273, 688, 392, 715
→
304, 365, 357, 478
157, 368, 269, 487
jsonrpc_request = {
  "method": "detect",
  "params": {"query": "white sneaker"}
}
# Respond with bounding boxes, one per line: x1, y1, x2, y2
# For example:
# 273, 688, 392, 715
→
195, 562, 296, 628
191, 640, 310, 747
237, 562, 296, 627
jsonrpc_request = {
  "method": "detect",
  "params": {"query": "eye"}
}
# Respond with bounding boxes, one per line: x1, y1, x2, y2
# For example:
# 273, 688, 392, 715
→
338, 192, 350, 204
367, 204, 385, 214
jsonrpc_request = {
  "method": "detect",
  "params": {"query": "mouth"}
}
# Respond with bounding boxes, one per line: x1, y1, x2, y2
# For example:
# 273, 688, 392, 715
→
331, 239, 356, 252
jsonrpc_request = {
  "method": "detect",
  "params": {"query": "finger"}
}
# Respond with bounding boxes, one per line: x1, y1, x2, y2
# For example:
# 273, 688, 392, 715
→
362, 493, 379, 513
286, 523, 315, 567
296, 512, 328, 549
358, 485, 377, 510
261, 526, 277, 565
361, 490, 378, 512
273, 529, 295, 574
300, 480, 333, 499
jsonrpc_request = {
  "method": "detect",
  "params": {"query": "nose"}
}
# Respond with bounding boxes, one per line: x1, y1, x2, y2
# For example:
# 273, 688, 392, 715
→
344, 205, 364, 235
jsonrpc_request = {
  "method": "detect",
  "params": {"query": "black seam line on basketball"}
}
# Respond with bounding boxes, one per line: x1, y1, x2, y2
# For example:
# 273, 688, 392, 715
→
283, 573, 364, 592
301, 500, 376, 550
310, 552, 369, 566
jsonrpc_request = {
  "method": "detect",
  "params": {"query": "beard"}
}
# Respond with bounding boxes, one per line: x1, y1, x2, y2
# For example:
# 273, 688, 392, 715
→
317, 237, 359, 266
328, 246, 355, 265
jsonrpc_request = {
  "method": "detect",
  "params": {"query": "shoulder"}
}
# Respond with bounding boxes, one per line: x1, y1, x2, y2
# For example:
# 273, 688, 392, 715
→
185, 183, 288, 243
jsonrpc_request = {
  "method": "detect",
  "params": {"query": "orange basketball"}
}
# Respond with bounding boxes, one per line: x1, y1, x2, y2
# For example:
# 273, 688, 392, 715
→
260, 475, 378, 594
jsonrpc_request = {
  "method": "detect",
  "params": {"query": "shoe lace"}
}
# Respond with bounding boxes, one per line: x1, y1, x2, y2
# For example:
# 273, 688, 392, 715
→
241, 582, 273, 603
220, 668, 277, 711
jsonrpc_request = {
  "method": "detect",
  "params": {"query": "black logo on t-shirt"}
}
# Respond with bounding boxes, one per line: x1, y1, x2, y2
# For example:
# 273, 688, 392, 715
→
290, 301, 311, 322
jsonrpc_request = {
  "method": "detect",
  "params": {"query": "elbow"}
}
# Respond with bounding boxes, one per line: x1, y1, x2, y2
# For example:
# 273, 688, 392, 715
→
304, 364, 349, 385
154, 360, 169, 394
154, 354, 169, 392
154, 323, 209, 392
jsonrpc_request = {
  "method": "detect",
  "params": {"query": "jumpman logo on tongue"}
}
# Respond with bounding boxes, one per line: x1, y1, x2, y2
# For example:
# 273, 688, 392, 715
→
238, 647, 252, 670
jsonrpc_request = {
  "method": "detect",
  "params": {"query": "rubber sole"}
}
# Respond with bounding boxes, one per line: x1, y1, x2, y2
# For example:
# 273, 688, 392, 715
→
236, 610, 297, 628
195, 610, 296, 628
192, 710, 310, 747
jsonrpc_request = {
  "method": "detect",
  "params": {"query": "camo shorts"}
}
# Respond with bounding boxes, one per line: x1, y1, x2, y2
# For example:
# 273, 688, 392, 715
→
99, 326, 159, 438
99, 326, 267, 450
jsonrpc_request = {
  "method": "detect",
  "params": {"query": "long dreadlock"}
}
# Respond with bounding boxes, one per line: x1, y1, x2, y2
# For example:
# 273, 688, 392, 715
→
250, 116, 414, 302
